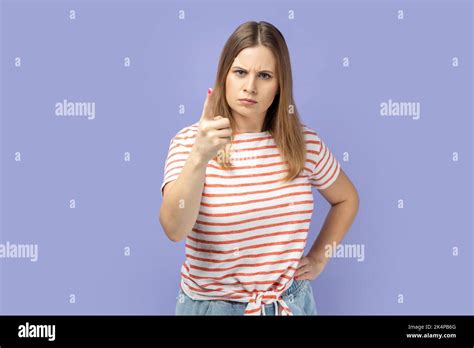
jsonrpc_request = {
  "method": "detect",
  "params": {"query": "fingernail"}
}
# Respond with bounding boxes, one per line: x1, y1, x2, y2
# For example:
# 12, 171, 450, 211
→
208, 88, 213, 95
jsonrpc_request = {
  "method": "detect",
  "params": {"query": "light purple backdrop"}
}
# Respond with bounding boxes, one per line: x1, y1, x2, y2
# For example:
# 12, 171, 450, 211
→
0, 0, 472, 315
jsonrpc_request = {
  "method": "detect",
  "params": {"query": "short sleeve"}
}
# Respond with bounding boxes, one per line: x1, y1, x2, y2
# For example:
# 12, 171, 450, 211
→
306, 129, 341, 190
160, 129, 194, 197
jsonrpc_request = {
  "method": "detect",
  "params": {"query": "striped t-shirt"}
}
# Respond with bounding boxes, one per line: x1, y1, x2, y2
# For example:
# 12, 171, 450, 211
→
161, 122, 341, 315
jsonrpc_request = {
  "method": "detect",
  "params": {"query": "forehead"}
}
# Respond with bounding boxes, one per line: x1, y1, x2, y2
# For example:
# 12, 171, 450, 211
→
232, 46, 276, 72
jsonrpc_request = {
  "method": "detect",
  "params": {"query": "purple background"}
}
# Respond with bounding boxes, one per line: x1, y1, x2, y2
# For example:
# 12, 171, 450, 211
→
0, 0, 472, 314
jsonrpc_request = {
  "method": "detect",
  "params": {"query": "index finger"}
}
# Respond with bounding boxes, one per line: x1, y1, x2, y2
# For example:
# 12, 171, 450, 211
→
200, 87, 216, 121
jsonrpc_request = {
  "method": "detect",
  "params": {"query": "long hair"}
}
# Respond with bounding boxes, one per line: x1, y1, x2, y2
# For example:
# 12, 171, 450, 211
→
211, 21, 306, 183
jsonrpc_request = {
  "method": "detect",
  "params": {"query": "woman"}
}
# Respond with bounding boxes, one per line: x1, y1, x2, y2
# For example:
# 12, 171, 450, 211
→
159, 21, 359, 315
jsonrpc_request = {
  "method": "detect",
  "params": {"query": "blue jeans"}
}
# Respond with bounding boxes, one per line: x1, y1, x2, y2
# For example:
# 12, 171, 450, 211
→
175, 279, 318, 315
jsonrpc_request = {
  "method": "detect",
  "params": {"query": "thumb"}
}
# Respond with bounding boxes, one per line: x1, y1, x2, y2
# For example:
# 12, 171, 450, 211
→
200, 87, 216, 121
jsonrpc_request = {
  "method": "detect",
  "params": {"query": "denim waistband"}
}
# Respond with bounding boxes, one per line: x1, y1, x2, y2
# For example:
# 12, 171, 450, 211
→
284, 278, 306, 296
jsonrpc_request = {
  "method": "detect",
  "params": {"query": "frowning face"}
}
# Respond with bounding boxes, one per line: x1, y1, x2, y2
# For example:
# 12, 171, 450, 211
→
225, 45, 279, 132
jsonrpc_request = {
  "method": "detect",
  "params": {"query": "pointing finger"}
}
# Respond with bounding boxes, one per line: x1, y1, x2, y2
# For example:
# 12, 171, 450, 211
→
200, 87, 216, 121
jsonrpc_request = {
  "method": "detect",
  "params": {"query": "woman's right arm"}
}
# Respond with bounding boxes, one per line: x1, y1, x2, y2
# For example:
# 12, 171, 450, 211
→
159, 149, 208, 242
159, 88, 232, 242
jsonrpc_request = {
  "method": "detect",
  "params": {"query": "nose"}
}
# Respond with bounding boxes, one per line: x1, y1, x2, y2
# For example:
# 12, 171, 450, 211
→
243, 75, 257, 94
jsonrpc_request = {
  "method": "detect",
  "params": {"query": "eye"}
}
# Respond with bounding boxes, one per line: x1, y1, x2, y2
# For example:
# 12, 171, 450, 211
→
234, 70, 272, 80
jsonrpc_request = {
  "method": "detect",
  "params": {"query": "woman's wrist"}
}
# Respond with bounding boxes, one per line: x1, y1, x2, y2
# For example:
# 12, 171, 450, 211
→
189, 148, 209, 169
307, 252, 329, 266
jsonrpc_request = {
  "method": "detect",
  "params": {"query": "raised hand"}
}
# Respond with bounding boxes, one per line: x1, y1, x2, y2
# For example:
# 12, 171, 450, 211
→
192, 88, 232, 164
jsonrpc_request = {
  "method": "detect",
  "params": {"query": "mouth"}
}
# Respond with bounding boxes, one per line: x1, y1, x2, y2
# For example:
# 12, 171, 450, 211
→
238, 98, 257, 105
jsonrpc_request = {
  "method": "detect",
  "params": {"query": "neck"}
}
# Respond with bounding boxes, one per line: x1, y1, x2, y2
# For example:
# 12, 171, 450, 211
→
232, 113, 265, 133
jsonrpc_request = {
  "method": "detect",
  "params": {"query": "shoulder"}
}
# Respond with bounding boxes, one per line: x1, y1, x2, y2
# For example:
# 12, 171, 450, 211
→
300, 123, 321, 145
300, 124, 325, 164
170, 122, 199, 147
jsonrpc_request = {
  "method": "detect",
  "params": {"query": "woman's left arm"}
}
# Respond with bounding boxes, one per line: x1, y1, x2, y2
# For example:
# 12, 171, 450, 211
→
295, 168, 360, 280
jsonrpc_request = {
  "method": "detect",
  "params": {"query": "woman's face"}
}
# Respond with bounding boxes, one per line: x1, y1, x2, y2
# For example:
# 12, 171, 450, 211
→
225, 45, 279, 131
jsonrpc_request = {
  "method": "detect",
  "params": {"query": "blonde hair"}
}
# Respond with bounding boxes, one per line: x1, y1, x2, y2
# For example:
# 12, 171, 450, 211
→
211, 21, 306, 184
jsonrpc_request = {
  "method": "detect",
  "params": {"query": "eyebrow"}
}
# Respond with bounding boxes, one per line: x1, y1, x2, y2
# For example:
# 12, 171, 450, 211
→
232, 66, 274, 74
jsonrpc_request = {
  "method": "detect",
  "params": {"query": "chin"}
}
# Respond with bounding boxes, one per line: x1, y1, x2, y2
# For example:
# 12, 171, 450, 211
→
238, 111, 252, 118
